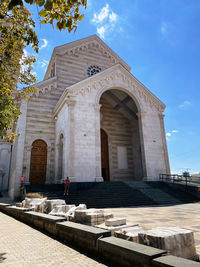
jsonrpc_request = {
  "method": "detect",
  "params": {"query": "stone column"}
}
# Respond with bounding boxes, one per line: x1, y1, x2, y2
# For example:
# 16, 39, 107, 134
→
94, 104, 103, 182
158, 113, 170, 174
54, 143, 60, 183
137, 112, 147, 180
25, 145, 32, 183
66, 100, 76, 182
46, 146, 51, 183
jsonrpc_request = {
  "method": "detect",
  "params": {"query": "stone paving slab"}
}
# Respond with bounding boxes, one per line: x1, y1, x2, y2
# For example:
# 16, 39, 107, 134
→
0, 212, 108, 267
105, 203, 200, 255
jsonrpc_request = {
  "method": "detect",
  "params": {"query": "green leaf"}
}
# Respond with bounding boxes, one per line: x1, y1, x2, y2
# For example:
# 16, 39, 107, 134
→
44, 0, 53, 11
35, 0, 45, 6
39, 9, 48, 17
78, 14, 84, 22
8, 0, 23, 10
53, 1, 59, 8
25, 0, 34, 4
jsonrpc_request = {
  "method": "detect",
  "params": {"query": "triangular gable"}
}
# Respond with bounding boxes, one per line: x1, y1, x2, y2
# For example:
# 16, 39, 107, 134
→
44, 35, 131, 80
54, 64, 165, 116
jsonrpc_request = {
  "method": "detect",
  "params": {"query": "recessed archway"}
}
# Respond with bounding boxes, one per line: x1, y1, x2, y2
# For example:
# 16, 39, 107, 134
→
99, 89, 143, 181
29, 139, 47, 184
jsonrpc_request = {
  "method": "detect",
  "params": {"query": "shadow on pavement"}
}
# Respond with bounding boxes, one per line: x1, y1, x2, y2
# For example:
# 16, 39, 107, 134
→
0, 253, 7, 263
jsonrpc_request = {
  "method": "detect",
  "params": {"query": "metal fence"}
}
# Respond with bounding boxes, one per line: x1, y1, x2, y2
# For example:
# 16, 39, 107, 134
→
159, 173, 193, 187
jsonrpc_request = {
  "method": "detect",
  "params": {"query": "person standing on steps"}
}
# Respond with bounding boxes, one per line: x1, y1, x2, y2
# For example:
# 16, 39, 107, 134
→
64, 177, 70, 195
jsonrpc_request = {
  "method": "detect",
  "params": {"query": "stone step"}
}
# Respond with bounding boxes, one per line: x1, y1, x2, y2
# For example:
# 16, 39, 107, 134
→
25, 181, 198, 209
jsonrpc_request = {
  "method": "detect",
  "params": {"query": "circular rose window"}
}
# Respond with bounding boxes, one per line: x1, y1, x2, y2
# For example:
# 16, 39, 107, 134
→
87, 65, 101, 77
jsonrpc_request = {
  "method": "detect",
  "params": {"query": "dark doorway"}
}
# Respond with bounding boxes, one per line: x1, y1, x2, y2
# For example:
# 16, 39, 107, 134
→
29, 139, 47, 184
101, 129, 110, 181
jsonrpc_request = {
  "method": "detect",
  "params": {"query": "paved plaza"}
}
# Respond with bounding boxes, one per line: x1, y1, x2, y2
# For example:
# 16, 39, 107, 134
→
106, 202, 200, 255
0, 201, 200, 266
0, 212, 108, 267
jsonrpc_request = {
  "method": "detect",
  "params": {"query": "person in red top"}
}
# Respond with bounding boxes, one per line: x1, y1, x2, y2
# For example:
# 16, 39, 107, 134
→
64, 177, 70, 195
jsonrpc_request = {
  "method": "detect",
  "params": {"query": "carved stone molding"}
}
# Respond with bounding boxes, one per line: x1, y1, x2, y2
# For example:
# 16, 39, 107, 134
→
158, 113, 165, 119
66, 99, 76, 108
66, 68, 164, 112
60, 40, 117, 65
93, 104, 102, 111
30, 78, 57, 98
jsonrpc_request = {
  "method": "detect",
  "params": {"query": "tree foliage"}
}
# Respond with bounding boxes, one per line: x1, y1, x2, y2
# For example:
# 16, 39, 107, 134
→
0, 0, 86, 141
7, 0, 87, 32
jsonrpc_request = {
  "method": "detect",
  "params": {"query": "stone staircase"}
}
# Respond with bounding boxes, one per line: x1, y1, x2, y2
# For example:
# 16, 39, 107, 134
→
25, 181, 198, 208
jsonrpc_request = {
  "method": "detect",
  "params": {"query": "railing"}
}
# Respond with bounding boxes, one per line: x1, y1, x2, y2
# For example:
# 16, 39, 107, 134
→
159, 173, 192, 187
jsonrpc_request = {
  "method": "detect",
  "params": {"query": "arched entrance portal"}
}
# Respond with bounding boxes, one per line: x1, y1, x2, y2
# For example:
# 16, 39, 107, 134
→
100, 89, 143, 181
29, 139, 47, 184
101, 129, 110, 181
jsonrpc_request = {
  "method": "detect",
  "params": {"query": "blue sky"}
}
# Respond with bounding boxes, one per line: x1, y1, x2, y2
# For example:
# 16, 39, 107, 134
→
26, 0, 200, 174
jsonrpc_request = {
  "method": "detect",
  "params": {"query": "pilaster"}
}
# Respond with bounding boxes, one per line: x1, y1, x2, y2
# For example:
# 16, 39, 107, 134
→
67, 100, 76, 181
136, 112, 147, 180
158, 113, 170, 174
94, 104, 103, 182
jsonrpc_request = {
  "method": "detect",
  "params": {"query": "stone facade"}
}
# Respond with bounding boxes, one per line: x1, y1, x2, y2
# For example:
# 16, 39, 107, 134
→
0, 35, 170, 198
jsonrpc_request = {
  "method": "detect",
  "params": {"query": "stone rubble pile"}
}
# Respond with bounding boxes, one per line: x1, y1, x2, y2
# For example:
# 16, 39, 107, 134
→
72, 209, 113, 226
114, 226, 145, 242
22, 197, 47, 213
138, 227, 197, 260
18, 198, 198, 261
49, 204, 76, 217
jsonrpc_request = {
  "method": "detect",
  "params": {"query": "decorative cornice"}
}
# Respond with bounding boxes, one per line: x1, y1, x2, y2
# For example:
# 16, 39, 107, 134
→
44, 35, 131, 80
30, 76, 57, 98
54, 64, 166, 116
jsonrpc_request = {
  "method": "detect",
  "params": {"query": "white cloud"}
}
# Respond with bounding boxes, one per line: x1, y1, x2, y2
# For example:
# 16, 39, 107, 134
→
166, 129, 179, 139
109, 11, 118, 23
39, 59, 49, 69
178, 100, 191, 109
91, 4, 119, 40
20, 49, 29, 72
160, 22, 168, 37
97, 26, 106, 39
92, 4, 109, 24
23, 49, 28, 58
31, 71, 37, 76
40, 39, 48, 49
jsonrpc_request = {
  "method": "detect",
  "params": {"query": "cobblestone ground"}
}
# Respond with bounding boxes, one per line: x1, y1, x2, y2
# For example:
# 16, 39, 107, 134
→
0, 212, 108, 267
106, 203, 200, 255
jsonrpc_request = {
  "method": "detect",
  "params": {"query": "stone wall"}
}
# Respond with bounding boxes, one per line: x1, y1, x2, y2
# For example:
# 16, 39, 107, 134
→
0, 141, 11, 192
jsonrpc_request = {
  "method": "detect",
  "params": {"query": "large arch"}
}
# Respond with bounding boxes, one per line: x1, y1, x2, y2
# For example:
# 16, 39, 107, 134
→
99, 88, 144, 181
95, 86, 143, 113
29, 139, 47, 184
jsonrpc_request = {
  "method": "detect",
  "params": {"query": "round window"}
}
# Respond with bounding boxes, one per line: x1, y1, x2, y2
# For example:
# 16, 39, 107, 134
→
87, 65, 101, 77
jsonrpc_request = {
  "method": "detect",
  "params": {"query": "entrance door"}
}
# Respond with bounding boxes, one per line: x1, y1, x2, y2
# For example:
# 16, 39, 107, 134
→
29, 139, 47, 184
101, 129, 110, 181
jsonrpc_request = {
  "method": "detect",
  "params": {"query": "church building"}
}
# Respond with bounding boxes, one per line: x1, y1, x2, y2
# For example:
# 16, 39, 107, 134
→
0, 35, 170, 199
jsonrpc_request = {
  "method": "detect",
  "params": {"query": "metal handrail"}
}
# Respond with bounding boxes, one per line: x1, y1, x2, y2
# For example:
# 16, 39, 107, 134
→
159, 173, 192, 188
